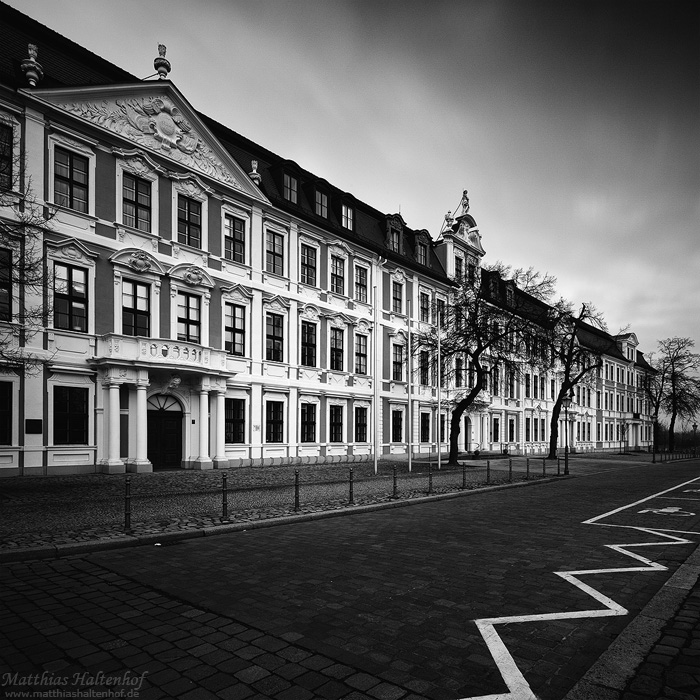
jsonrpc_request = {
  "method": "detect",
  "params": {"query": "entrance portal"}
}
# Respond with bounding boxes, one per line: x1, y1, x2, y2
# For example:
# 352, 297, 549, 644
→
147, 395, 183, 470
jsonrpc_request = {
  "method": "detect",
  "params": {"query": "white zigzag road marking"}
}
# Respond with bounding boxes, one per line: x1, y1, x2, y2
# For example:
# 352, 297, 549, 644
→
459, 477, 700, 700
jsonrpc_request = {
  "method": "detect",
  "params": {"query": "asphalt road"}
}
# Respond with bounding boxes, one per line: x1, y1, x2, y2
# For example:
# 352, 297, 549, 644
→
2, 457, 699, 700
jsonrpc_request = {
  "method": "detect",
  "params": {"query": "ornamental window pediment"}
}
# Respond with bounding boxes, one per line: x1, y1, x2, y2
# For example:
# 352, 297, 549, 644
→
221, 284, 253, 304
46, 238, 99, 267
262, 294, 291, 313
169, 263, 214, 289
110, 248, 167, 276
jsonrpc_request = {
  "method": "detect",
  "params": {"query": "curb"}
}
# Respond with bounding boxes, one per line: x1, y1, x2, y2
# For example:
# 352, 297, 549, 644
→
0, 475, 566, 563
564, 543, 700, 699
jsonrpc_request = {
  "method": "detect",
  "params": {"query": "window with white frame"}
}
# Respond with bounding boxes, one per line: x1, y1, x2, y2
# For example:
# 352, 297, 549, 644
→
0, 122, 13, 191
354, 406, 368, 442
392, 344, 403, 381
266, 230, 284, 276
392, 409, 403, 442
300, 244, 317, 286
0, 248, 11, 321
420, 351, 429, 385
53, 386, 88, 445
389, 228, 400, 253
420, 413, 430, 442
355, 334, 367, 375
392, 282, 403, 314
417, 242, 427, 266
224, 214, 246, 264
283, 174, 298, 203
122, 279, 150, 337
224, 303, 245, 356
315, 191, 327, 218
225, 398, 246, 443
0, 381, 12, 445
177, 195, 202, 248
54, 146, 88, 213
354, 266, 368, 303
300, 403, 316, 443
266, 401, 284, 443
329, 405, 343, 442
342, 204, 353, 230
330, 256, 345, 295
266, 313, 284, 362
54, 263, 88, 333
177, 292, 201, 343
122, 173, 151, 232
419, 292, 430, 322
300, 321, 316, 367
330, 327, 344, 371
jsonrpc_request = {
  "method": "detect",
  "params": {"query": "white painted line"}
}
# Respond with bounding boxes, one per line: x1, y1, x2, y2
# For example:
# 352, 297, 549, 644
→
659, 496, 700, 501
461, 479, 698, 700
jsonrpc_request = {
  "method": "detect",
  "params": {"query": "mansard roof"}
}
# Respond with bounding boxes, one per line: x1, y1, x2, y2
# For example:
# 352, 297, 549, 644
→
0, 1, 450, 285
575, 321, 627, 362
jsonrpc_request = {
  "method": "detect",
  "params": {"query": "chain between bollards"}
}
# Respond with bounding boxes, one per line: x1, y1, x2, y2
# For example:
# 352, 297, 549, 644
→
392, 466, 398, 499
222, 472, 228, 520
294, 470, 300, 512
124, 475, 131, 532
349, 467, 355, 505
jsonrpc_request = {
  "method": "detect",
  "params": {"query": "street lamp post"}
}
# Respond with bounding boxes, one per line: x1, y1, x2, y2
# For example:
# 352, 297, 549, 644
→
693, 422, 698, 457
561, 390, 573, 476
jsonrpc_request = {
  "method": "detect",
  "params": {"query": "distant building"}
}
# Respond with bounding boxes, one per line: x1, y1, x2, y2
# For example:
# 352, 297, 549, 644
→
0, 3, 653, 475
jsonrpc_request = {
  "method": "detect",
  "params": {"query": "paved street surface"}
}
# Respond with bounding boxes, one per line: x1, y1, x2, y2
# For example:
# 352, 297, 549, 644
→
2, 456, 700, 700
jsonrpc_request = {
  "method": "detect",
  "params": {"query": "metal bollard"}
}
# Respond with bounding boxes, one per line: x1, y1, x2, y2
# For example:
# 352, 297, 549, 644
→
294, 470, 300, 512
124, 476, 131, 532
428, 463, 433, 494
487, 460, 491, 484
508, 458, 513, 482
526, 458, 530, 479
349, 468, 355, 505
393, 466, 398, 499
222, 472, 228, 520
462, 463, 467, 489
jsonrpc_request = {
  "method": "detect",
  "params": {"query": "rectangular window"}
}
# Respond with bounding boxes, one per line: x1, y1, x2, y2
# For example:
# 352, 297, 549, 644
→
420, 350, 429, 385
419, 292, 430, 323
541, 419, 545, 442
533, 417, 539, 441
266, 401, 284, 443
330, 327, 344, 371
54, 147, 88, 213
355, 334, 367, 375
420, 413, 430, 443
342, 204, 353, 230
0, 381, 12, 445
300, 403, 316, 443
0, 123, 12, 191
266, 313, 284, 362
122, 174, 151, 232
392, 282, 402, 314
540, 376, 545, 400
177, 195, 202, 248
330, 256, 345, 295
0, 249, 11, 321
329, 405, 343, 442
53, 386, 88, 445
54, 263, 87, 332
224, 304, 245, 356
300, 244, 316, 286
225, 398, 245, 443
525, 374, 531, 398
392, 410, 403, 443
533, 375, 539, 399
315, 191, 327, 218
525, 417, 531, 442
122, 280, 150, 337
456, 358, 464, 388
492, 417, 500, 442
300, 321, 316, 367
551, 379, 556, 400
354, 406, 367, 442
417, 243, 427, 266
437, 299, 445, 326
440, 414, 445, 443
392, 345, 403, 381
224, 215, 245, 263
266, 230, 284, 276
354, 266, 368, 303
283, 173, 297, 203
389, 229, 400, 252
509, 419, 515, 442
455, 256, 463, 280
177, 292, 201, 343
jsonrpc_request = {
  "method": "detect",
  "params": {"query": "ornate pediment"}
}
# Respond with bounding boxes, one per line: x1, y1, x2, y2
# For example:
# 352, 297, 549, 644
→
27, 83, 268, 203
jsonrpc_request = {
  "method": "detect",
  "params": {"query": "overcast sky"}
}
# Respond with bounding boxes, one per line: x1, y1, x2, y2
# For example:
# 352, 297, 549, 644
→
8, 0, 699, 355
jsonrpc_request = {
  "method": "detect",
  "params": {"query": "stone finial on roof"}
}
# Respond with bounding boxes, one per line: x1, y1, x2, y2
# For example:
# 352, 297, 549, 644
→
444, 210, 454, 229
249, 160, 262, 186
461, 189, 470, 214
21, 44, 44, 87
154, 44, 171, 79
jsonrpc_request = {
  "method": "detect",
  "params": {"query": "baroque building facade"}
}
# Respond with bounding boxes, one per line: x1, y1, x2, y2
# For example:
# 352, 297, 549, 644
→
0, 4, 653, 475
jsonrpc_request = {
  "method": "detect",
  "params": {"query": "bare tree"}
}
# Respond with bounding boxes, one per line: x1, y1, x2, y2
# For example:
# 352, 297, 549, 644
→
0, 125, 54, 370
417, 262, 557, 465
545, 303, 608, 459
642, 353, 666, 460
656, 337, 700, 453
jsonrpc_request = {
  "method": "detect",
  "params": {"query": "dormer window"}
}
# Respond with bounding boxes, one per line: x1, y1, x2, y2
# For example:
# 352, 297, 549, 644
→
455, 256, 463, 280
283, 174, 298, 204
417, 242, 427, 265
315, 191, 328, 218
506, 287, 514, 306
389, 229, 400, 253
342, 204, 353, 230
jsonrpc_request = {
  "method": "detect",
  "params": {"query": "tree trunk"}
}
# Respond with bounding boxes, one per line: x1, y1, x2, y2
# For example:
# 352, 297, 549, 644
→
547, 402, 562, 459
669, 411, 677, 453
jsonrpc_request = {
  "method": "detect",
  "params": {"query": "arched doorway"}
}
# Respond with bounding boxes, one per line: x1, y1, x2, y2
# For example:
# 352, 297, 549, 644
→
147, 395, 183, 470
